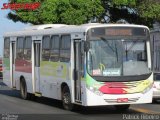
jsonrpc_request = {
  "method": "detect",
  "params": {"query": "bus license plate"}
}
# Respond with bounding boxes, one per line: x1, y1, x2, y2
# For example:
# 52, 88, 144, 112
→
117, 98, 128, 103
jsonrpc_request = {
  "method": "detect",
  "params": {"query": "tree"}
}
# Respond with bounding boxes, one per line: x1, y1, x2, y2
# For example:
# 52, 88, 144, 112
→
7, 0, 160, 27
100, 0, 137, 23
101, 0, 160, 27
7, 0, 104, 25
137, 0, 160, 24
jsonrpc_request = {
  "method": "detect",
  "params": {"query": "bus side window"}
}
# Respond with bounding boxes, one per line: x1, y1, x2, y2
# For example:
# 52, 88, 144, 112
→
4, 37, 10, 58
50, 35, 59, 62
42, 36, 50, 61
17, 37, 25, 59
24, 36, 32, 60
60, 35, 71, 62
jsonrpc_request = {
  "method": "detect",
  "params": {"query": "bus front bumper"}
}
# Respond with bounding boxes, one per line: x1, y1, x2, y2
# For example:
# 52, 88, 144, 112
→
82, 88, 153, 106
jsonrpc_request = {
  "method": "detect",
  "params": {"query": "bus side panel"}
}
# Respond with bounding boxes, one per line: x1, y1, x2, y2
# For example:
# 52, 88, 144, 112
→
40, 61, 71, 100
14, 59, 32, 92
14, 72, 33, 92
3, 57, 11, 87
3, 38, 11, 87
15, 36, 33, 92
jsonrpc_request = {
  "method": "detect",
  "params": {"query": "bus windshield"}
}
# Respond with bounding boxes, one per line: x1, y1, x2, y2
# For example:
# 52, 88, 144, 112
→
86, 27, 151, 80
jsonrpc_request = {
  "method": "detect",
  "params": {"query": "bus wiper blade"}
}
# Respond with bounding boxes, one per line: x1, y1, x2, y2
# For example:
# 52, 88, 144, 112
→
100, 37, 119, 62
100, 37, 115, 52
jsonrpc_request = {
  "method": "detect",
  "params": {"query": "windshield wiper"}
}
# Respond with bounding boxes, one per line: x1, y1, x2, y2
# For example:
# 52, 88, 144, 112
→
100, 37, 118, 62
124, 41, 137, 61
115, 42, 118, 62
100, 37, 115, 53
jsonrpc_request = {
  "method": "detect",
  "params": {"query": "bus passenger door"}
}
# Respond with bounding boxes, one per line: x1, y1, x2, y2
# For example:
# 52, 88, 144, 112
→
11, 41, 16, 88
34, 41, 41, 94
74, 40, 82, 102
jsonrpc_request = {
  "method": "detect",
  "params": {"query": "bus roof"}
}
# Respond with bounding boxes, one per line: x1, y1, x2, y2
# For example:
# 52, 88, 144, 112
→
3, 23, 149, 37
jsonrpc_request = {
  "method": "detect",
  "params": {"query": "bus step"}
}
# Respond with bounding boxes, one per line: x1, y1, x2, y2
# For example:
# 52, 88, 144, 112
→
35, 92, 42, 97
75, 100, 82, 103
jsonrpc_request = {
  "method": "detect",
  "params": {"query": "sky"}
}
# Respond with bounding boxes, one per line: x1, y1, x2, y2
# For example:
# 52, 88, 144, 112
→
0, 0, 29, 57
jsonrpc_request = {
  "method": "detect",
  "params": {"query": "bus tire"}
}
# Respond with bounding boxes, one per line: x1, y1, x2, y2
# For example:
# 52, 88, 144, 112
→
20, 79, 30, 100
62, 86, 74, 111
114, 104, 130, 111
152, 99, 159, 103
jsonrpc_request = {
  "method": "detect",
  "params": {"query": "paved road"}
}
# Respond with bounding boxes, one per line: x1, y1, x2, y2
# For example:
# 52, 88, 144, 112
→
0, 80, 160, 120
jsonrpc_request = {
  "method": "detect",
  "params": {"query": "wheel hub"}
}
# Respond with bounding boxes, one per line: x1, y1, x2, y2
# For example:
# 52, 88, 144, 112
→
63, 93, 70, 104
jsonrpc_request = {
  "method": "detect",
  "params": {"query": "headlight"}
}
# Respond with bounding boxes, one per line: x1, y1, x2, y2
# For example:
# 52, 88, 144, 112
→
87, 86, 103, 96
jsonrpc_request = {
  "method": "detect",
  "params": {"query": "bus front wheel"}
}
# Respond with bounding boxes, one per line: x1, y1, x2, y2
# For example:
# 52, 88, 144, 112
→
62, 86, 74, 111
114, 104, 130, 111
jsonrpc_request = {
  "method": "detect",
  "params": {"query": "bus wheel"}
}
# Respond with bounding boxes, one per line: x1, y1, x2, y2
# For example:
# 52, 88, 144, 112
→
20, 79, 30, 100
62, 86, 73, 110
153, 99, 159, 103
114, 105, 130, 111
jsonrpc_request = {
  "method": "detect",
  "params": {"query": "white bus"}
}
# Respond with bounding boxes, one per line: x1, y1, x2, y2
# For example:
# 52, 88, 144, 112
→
3, 23, 153, 110
150, 24, 160, 101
